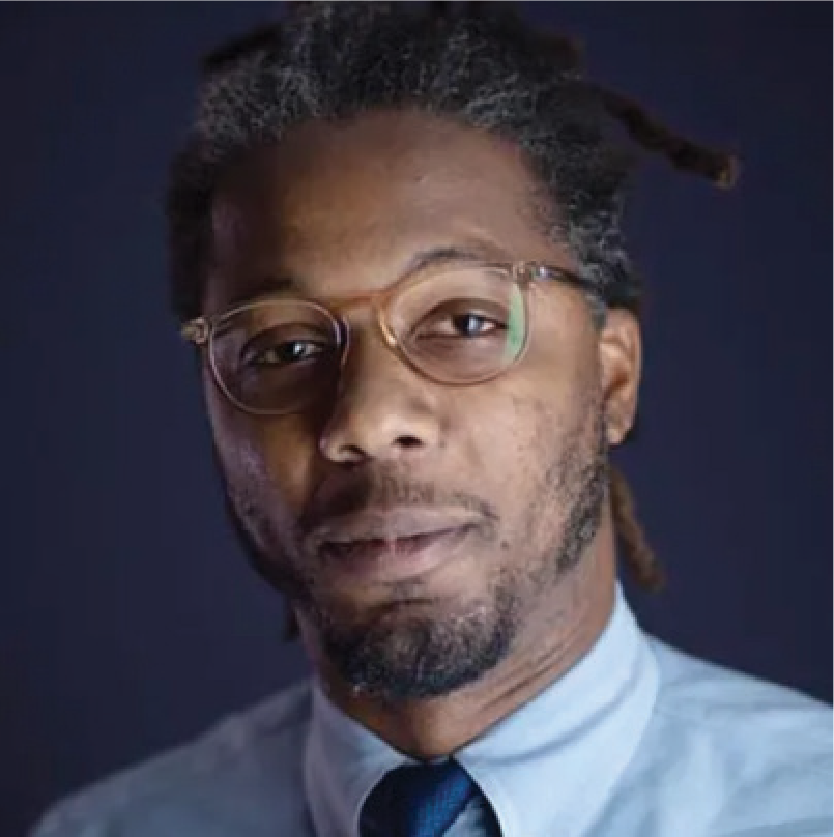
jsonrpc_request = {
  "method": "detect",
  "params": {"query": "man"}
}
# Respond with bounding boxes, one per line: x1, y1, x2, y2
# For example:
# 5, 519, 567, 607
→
34, 3, 831, 836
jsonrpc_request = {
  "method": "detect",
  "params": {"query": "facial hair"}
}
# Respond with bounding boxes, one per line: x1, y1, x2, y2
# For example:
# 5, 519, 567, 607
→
215, 404, 608, 701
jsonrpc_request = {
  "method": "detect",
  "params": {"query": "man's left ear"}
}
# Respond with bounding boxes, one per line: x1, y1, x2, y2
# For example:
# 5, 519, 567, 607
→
597, 309, 642, 447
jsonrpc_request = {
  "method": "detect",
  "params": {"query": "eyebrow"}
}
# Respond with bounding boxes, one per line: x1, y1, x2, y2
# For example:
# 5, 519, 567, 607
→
399, 244, 501, 276
223, 241, 509, 310
218, 275, 291, 309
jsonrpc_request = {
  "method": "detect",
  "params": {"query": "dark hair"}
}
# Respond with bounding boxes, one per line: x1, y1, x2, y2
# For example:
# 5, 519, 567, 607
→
168, 1, 738, 600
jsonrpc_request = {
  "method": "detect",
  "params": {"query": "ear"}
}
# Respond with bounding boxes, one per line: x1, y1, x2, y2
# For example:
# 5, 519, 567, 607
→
597, 309, 642, 447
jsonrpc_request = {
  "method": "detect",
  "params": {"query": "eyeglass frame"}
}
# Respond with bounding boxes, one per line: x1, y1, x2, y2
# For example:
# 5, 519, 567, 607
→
180, 260, 597, 416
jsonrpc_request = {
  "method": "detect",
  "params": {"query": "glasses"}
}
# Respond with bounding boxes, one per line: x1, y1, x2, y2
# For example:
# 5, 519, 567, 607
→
180, 260, 590, 416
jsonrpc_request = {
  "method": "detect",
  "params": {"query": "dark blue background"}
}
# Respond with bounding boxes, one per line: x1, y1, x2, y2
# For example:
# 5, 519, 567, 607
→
2, 3, 830, 834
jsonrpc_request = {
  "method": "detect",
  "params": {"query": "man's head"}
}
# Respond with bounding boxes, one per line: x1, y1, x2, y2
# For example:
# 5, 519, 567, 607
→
167, 3, 734, 702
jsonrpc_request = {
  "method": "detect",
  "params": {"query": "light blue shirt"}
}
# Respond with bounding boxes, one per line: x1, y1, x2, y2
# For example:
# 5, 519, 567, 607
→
32, 586, 832, 837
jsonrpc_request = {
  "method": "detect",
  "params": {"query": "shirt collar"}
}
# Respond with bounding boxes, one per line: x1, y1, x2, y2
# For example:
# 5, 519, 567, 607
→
305, 583, 659, 837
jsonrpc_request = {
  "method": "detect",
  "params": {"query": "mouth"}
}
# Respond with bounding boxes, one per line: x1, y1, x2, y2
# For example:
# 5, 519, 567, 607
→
308, 510, 478, 584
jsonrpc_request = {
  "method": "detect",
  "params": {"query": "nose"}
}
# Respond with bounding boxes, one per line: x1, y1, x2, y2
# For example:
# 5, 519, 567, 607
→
317, 330, 441, 465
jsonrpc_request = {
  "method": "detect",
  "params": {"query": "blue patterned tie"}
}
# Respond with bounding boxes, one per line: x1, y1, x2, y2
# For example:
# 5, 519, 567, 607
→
360, 759, 477, 837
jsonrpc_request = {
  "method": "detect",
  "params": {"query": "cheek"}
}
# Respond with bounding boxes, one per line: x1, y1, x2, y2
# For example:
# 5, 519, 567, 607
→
459, 353, 600, 539
204, 373, 318, 515
456, 385, 559, 510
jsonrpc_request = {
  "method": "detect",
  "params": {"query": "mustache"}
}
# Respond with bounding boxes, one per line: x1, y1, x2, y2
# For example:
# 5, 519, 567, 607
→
295, 471, 499, 541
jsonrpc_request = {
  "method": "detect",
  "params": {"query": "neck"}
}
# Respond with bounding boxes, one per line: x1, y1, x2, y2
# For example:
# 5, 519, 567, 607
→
303, 518, 618, 760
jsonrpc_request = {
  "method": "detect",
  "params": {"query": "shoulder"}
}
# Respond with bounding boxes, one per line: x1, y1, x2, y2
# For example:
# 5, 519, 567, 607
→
30, 680, 314, 837
630, 638, 831, 835
650, 637, 831, 751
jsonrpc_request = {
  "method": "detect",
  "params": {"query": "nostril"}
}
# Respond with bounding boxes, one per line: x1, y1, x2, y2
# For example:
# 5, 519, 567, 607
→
397, 435, 424, 450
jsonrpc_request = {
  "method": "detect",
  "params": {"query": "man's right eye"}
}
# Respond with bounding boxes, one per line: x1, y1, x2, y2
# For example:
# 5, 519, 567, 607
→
246, 341, 325, 368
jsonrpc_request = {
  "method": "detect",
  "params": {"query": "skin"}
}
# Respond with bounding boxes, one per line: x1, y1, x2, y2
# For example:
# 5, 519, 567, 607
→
200, 110, 641, 760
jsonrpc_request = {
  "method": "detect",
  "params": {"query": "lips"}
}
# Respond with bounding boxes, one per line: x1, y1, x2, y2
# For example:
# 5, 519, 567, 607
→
305, 509, 478, 583
321, 528, 461, 561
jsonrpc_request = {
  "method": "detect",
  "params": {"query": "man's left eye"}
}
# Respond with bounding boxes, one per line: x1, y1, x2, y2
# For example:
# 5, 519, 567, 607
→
421, 312, 504, 338
450, 313, 496, 336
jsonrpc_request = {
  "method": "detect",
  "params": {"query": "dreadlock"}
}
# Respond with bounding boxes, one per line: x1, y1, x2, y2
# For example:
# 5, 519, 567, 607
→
167, 1, 737, 621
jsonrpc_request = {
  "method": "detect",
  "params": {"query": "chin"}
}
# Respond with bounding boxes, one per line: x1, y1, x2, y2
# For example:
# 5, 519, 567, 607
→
309, 587, 519, 701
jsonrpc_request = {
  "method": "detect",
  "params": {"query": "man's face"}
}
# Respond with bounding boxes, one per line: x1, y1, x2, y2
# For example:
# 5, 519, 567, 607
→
201, 110, 635, 700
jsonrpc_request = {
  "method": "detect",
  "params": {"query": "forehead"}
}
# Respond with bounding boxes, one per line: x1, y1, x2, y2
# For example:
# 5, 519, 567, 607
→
206, 110, 570, 308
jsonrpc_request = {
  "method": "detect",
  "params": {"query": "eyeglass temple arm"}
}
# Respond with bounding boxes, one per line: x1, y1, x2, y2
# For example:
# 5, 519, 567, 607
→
522, 262, 590, 288
525, 263, 609, 323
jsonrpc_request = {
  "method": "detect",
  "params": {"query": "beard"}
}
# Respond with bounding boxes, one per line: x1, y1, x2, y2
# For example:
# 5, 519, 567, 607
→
216, 403, 608, 702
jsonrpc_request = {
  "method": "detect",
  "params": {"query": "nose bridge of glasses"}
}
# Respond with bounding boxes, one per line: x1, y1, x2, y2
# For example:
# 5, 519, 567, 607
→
324, 288, 399, 352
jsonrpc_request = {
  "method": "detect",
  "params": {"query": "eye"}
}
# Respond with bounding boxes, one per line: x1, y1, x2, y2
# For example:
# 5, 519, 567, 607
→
415, 306, 507, 340
246, 340, 327, 368
448, 313, 500, 337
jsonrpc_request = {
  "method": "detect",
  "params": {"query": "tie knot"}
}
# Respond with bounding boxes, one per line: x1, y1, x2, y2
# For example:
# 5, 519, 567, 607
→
361, 759, 477, 837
